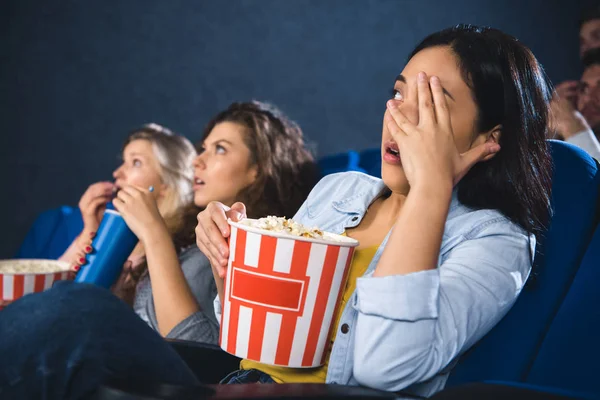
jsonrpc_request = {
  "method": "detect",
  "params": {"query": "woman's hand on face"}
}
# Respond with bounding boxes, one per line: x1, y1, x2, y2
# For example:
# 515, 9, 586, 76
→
79, 182, 114, 233
195, 201, 247, 279
384, 72, 500, 191
112, 184, 165, 243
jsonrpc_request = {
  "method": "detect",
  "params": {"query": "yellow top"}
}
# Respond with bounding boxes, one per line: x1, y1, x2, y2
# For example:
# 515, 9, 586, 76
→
240, 241, 379, 383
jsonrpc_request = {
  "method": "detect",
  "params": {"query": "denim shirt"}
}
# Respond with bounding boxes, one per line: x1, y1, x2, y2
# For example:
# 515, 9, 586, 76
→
215, 171, 534, 397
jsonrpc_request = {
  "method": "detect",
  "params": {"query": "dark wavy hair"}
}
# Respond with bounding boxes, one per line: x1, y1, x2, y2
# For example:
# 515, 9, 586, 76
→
175, 101, 319, 246
410, 24, 553, 235
199, 101, 319, 219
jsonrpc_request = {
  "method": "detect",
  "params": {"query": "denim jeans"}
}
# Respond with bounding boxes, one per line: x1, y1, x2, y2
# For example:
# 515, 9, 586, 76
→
221, 369, 275, 384
0, 282, 200, 399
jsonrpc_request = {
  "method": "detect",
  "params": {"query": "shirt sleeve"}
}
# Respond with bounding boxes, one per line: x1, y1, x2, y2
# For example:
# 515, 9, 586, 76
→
165, 310, 220, 343
179, 247, 219, 327
351, 219, 533, 391
566, 129, 600, 160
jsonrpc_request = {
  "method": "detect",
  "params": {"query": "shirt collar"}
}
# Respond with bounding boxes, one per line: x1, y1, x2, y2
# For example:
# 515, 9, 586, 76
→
332, 178, 463, 217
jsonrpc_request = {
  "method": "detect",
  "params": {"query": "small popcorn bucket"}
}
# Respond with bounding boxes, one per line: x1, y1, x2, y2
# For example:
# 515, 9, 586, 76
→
0, 259, 72, 309
220, 218, 359, 368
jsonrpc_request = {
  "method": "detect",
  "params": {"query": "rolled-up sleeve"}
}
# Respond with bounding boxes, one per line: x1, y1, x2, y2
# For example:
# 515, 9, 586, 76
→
355, 270, 439, 321
352, 220, 533, 391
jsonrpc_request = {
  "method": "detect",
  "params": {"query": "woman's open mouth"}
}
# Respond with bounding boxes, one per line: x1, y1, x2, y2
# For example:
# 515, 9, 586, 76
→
383, 141, 402, 165
193, 177, 206, 190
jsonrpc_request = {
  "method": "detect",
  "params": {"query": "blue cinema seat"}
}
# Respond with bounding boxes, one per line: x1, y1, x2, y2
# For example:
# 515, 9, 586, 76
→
317, 150, 366, 177
447, 140, 600, 386
16, 206, 83, 260
465, 222, 600, 399
358, 148, 382, 178
522, 222, 600, 396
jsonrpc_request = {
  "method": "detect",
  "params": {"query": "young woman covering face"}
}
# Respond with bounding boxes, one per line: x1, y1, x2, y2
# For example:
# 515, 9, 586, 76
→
196, 25, 552, 395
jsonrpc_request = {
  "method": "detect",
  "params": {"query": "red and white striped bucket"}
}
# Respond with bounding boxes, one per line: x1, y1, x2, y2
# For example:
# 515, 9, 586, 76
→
0, 259, 73, 309
220, 219, 359, 368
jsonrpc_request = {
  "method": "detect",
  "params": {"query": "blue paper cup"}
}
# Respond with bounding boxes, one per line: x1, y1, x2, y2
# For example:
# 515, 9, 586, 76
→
75, 209, 138, 288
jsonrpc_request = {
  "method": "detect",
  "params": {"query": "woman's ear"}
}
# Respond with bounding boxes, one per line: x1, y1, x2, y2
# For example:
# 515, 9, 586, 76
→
246, 164, 259, 185
477, 124, 502, 162
487, 125, 502, 145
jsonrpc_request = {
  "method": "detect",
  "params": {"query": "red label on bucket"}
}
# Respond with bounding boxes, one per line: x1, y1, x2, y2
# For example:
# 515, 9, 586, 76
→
230, 268, 308, 313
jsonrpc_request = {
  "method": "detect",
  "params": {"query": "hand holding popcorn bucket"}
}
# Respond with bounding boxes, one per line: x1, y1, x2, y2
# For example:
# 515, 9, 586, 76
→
220, 217, 359, 368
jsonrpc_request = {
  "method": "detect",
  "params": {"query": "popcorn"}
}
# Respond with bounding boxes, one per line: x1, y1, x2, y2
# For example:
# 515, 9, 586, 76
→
0, 259, 71, 274
241, 216, 325, 239
0, 259, 72, 304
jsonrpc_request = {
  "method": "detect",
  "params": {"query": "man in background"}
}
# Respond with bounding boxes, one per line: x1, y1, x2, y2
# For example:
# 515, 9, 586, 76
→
551, 5, 600, 159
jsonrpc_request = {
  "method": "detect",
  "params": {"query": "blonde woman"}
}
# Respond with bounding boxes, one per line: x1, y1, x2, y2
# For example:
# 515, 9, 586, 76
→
59, 124, 219, 338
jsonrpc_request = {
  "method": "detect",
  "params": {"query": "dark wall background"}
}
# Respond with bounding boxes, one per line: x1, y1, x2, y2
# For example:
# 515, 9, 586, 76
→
0, 0, 589, 257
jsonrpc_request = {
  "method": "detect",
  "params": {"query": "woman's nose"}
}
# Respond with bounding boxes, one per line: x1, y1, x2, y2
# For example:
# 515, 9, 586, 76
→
112, 165, 123, 179
193, 154, 206, 169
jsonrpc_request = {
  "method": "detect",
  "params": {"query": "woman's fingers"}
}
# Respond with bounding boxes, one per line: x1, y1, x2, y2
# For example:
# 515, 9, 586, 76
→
417, 72, 436, 126
207, 222, 229, 259
430, 75, 451, 129
196, 223, 226, 276
86, 195, 110, 214
196, 202, 236, 276
459, 141, 501, 180
208, 240, 228, 276
114, 188, 133, 206
228, 202, 247, 225
116, 186, 136, 201
385, 101, 412, 137
78, 234, 93, 251
82, 230, 96, 240
80, 182, 114, 207
208, 202, 233, 239
120, 184, 145, 196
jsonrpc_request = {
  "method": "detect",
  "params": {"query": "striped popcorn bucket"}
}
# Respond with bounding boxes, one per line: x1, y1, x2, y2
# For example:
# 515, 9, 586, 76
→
220, 219, 359, 368
0, 259, 73, 309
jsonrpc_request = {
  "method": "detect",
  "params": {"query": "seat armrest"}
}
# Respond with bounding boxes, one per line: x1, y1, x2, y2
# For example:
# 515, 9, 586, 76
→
95, 382, 408, 400
206, 383, 406, 399
166, 339, 241, 384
